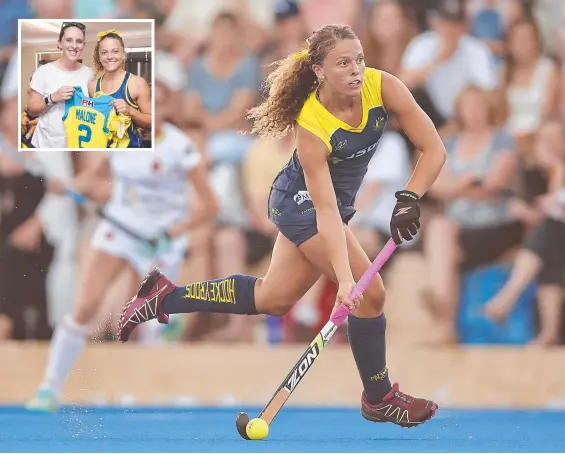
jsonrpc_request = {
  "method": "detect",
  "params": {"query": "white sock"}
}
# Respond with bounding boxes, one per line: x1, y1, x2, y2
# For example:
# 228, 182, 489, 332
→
40, 315, 88, 398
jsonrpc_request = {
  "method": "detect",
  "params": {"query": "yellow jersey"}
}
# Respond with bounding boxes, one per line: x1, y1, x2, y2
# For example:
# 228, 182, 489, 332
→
63, 87, 131, 148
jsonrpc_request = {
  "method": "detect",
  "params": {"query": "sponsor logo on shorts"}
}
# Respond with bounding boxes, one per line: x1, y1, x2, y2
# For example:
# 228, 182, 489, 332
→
301, 207, 315, 216
293, 190, 312, 205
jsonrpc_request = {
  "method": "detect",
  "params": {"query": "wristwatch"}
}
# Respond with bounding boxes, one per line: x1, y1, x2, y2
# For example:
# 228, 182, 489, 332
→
44, 94, 54, 106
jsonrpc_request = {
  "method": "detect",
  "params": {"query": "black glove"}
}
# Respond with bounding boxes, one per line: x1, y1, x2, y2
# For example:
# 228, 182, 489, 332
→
390, 190, 421, 245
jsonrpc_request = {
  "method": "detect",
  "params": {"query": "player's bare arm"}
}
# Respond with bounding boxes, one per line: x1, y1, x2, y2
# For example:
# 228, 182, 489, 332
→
125, 75, 152, 129
382, 72, 446, 197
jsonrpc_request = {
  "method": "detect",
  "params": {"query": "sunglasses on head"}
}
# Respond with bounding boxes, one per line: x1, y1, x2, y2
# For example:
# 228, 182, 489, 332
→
61, 22, 86, 31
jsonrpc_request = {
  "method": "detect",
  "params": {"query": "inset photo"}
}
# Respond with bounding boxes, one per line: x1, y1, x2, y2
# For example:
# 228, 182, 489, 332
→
18, 19, 154, 151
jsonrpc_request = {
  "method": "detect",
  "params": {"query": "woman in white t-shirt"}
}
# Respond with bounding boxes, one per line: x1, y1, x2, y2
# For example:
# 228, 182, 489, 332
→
504, 20, 560, 143
26, 22, 93, 149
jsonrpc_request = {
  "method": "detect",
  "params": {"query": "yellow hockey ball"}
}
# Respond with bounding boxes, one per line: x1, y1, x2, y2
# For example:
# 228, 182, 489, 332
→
246, 418, 269, 440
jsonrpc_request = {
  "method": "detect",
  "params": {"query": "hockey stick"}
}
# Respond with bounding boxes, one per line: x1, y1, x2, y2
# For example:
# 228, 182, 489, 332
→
0, 135, 158, 249
235, 238, 398, 439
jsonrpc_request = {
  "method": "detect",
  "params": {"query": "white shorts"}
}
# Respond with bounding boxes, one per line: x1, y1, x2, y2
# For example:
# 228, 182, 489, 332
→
91, 219, 189, 281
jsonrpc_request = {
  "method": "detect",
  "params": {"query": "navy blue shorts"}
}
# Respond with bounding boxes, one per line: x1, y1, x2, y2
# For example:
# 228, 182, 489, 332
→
276, 223, 319, 247
268, 187, 355, 247
275, 215, 356, 247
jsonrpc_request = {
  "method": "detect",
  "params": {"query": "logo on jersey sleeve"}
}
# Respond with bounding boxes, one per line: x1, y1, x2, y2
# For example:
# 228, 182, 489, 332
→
373, 115, 386, 132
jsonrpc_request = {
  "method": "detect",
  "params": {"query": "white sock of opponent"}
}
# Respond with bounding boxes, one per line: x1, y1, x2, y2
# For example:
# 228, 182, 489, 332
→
40, 315, 88, 398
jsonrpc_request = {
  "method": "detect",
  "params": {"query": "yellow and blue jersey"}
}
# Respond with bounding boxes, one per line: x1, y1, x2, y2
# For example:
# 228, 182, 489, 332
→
269, 67, 388, 225
63, 87, 133, 148
63, 88, 116, 148
94, 71, 143, 148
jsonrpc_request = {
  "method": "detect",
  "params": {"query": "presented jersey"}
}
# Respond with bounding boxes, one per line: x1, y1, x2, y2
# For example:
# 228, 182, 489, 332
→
269, 68, 388, 226
63, 87, 132, 148
103, 122, 201, 236
94, 72, 143, 148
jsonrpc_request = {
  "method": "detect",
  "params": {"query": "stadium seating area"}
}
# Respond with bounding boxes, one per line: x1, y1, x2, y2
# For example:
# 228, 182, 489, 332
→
1, 0, 565, 351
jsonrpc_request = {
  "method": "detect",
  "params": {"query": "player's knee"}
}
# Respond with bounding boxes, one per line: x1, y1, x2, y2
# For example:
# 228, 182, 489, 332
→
254, 279, 293, 316
359, 277, 387, 316
367, 287, 386, 312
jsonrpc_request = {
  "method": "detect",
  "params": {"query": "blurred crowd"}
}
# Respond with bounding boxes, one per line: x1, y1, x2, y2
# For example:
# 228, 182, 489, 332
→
1, 0, 565, 348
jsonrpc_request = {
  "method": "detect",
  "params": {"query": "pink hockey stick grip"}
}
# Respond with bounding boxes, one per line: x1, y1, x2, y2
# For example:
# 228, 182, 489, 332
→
329, 238, 397, 326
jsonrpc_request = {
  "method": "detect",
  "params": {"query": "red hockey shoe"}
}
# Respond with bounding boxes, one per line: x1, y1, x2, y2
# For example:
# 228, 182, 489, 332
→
361, 382, 438, 428
118, 267, 174, 342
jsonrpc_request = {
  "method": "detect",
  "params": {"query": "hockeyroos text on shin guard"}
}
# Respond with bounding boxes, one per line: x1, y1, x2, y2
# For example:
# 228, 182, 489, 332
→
183, 279, 237, 304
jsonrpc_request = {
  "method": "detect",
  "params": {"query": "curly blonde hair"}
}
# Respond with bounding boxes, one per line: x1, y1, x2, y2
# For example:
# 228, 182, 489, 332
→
247, 24, 358, 138
93, 33, 125, 75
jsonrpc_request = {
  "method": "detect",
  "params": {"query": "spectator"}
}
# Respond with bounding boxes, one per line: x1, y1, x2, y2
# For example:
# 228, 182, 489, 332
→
398, 0, 498, 134
532, 0, 565, 57
183, 11, 259, 165
300, 0, 364, 32
363, 0, 418, 76
0, 125, 54, 340
29, 0, 72, 18
398, 0, 440, 32
503, 19, 560, 156
261, 0, 309, 79
467, 0, 506, 62
423, 86, 521, 344
274, 0, 308, 48
484, 118, 565, 346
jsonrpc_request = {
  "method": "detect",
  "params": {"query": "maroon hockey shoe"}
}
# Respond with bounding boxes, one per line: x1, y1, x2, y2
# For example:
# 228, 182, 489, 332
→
118, 267, 174, 342
361, 382, 438, 428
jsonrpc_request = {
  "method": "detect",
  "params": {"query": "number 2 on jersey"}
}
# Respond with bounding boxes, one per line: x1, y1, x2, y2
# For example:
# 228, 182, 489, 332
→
78, 124, 92, 148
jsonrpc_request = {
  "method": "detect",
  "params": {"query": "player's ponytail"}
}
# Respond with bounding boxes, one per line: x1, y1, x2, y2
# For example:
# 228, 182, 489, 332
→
246, 25, 358, 139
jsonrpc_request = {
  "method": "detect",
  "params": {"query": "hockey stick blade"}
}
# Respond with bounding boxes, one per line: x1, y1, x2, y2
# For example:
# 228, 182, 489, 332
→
235, 238, 398, 439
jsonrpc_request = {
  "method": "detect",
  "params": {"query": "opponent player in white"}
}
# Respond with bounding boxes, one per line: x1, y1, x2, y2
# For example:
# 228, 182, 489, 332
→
27, 76, 219, 411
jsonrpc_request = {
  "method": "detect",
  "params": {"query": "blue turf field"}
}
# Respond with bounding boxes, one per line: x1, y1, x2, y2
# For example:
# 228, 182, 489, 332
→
1, 406, 563, 452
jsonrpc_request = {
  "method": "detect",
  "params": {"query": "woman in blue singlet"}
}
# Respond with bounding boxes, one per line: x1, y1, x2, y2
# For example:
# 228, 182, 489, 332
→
88, 29, 151, 148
